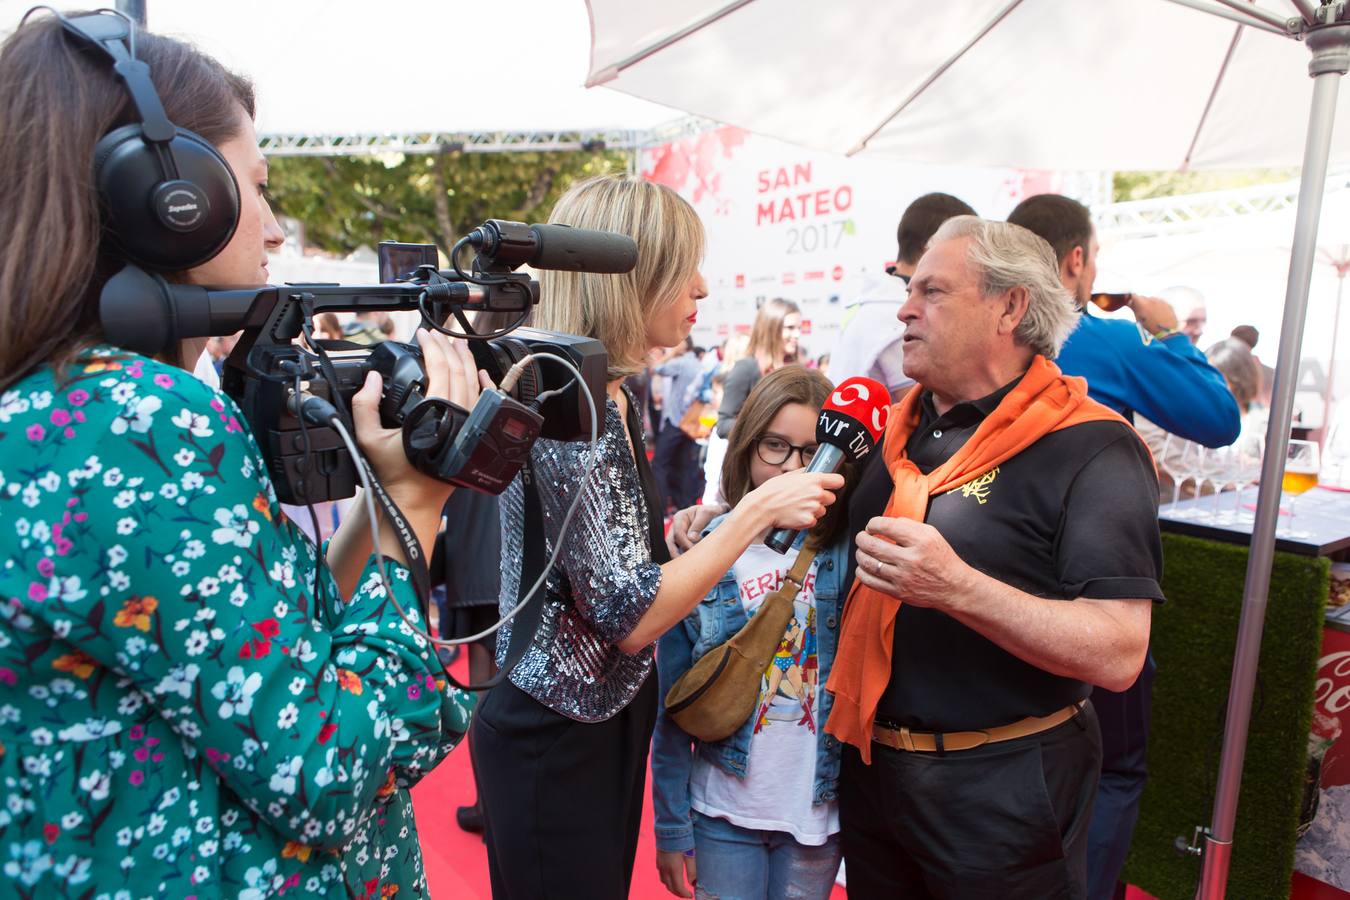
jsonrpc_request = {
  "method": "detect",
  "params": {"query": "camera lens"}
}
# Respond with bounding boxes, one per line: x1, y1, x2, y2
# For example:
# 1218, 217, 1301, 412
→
480, 337, 541, 405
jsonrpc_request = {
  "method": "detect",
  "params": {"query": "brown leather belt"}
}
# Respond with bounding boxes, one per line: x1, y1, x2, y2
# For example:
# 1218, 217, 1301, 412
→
872, 703, 1083, 753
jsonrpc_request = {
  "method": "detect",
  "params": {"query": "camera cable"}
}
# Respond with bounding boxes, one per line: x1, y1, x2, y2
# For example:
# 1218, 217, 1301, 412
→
292, 352, 599, 684
287, 364, 326, 602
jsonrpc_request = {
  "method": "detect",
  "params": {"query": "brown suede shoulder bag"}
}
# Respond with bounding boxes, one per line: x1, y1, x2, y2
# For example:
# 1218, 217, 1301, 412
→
663, 542, 819, 742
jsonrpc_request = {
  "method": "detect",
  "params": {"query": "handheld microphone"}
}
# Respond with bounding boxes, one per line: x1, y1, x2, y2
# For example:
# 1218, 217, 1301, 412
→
465, 220, 639, 273
764, 377, 892, 554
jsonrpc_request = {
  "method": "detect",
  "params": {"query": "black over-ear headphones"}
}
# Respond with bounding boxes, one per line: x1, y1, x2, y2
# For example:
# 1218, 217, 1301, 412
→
51, 8, 240, 270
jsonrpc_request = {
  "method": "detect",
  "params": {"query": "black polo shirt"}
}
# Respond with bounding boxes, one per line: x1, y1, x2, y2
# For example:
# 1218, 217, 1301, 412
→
845, 376, 1164, 732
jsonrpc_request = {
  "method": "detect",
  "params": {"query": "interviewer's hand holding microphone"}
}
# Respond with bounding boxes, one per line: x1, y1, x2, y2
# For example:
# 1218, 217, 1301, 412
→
666, 376, 892, 558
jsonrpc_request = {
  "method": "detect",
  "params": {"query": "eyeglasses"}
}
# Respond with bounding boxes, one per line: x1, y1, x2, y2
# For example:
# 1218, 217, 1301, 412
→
754, 435, 819, 466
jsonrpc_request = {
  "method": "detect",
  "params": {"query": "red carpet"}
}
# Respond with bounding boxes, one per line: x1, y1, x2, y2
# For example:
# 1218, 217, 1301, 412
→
409, 664, 1344, 899
411, 730, 849, 899
411, 653, 847, 898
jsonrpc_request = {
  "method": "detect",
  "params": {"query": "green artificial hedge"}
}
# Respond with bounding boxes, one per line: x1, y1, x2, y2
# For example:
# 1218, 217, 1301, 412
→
1123, 533, 1329, 900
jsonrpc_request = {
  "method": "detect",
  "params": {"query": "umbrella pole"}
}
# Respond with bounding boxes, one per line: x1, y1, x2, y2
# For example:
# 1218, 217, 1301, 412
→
1196, 21, 1350, 900
1317, 259, 1347, 446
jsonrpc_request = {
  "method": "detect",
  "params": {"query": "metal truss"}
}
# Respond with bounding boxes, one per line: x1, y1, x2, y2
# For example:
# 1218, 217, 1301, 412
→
1097, 171, 1350, 239
258, 127, 653, 157
259, 120, 1346, 246
639, 115, 722, 145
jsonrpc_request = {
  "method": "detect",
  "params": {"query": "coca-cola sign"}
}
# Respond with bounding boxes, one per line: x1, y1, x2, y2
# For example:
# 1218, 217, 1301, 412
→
1296, 627, 1350, 889
1313, 635, 1350, 789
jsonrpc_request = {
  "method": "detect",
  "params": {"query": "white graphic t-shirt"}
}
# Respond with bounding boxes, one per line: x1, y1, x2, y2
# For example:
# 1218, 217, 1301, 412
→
688, 542, 839, 845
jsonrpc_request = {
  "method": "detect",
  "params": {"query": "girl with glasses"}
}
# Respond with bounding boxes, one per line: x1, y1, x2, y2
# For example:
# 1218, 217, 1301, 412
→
652, 365, 853, 900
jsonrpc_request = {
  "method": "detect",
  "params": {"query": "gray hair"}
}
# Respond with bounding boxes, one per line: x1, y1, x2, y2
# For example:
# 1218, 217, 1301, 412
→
930, 215, 1079, 358
1205, 338, 1259, 411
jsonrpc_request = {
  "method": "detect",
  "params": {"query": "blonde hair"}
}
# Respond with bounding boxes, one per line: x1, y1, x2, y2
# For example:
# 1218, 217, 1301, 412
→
720, 332, 751, 375
931, 216, 1079, 358
535, 175, 705, 380
747, 297, 801, 372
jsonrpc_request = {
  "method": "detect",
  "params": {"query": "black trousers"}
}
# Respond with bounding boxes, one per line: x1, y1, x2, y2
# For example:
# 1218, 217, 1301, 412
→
839, 704, 1103, 900
473, 674, 658, 900
652, 423, 703, 512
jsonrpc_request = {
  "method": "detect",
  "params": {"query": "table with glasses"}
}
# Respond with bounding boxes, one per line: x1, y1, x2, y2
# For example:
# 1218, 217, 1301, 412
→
1158, 484, 1350, 557
1127, 480, 1350, 898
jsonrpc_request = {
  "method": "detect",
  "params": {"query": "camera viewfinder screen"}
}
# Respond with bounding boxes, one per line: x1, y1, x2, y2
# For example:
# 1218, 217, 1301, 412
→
378, 243, 439, 283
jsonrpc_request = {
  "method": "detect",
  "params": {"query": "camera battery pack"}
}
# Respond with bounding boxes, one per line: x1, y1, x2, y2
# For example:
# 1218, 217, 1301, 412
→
439, 389, 543, 494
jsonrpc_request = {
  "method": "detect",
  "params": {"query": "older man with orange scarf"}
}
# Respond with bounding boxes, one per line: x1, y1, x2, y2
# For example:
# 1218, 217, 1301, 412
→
667, 216, 1160, 899
826, 216, 1160, 900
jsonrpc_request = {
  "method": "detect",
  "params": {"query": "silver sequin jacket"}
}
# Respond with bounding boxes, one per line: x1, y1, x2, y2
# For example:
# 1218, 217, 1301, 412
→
496, 391, 663, 721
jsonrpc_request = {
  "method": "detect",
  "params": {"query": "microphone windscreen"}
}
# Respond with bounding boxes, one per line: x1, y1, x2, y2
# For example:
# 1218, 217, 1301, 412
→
819, 377, 892, 444
528, 224, 639, 273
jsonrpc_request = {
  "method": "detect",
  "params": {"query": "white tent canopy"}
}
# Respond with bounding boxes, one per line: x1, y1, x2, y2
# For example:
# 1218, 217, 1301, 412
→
0, 0, 681, 136
587, 0, 1338, 170
584, 3, 1350, 895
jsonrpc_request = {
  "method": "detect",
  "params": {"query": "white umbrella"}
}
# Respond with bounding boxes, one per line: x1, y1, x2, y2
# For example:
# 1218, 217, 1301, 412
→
587, 0, 1328, 170
0, 0, 681, 135
586, 2, 1350, 897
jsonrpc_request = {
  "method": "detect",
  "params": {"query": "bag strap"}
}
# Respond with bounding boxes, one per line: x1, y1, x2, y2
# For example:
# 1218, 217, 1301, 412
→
666, 541, 821, 717
779, 540, 819, 597
444, 458, 546, 691
628, 390, 671, 565
739, 540, 820, 624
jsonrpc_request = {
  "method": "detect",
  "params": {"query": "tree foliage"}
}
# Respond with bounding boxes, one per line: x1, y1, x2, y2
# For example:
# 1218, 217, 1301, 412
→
267, 148, 631, 256
1112, 168, 1299, 202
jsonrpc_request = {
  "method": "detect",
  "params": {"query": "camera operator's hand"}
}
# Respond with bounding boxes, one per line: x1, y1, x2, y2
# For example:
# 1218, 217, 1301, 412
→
351, 329, 491, 511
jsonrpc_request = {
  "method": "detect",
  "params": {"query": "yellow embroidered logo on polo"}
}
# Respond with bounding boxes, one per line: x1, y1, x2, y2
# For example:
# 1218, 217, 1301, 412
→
958, 467, 999, 505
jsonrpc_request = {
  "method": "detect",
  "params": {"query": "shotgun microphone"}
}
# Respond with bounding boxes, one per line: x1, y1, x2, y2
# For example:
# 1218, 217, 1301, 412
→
764, 376, 892, 554
463, 220, 639, 273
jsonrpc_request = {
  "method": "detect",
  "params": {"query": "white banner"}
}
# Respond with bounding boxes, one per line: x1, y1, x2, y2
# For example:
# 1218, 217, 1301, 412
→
639, 125, 1102, 361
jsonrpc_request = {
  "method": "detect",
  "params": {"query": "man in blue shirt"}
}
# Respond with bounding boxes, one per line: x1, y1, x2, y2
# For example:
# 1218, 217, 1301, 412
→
653, 338, 707, 512
1009, 194, 1240, 900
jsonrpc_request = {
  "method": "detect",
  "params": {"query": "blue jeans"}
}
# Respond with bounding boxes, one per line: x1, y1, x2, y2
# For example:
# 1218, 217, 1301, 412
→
1085, 651, 1155, 900
692, 811, 841, 900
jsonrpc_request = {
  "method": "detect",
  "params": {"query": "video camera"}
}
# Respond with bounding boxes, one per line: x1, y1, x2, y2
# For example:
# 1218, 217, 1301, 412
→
98, 219, 636, 504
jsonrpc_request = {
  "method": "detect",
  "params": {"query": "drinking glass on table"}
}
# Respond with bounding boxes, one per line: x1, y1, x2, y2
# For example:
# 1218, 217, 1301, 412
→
1177, 440, 1210, 518
1159, 435, 1200, 512
1323, 421, 1350, 488
1283, 439, 1321, 520
1201, 444, 1241, 522
1233, 430, 1264, 516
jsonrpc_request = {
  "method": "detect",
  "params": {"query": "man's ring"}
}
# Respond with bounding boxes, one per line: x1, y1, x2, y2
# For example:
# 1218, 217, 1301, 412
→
873, 560, 884, 576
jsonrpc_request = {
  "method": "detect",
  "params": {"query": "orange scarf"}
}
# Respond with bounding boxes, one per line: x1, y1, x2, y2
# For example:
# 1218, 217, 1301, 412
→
823, 356, 1134, 763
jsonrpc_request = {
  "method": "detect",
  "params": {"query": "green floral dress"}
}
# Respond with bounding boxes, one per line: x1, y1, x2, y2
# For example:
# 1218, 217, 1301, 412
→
0, 348, 475, 899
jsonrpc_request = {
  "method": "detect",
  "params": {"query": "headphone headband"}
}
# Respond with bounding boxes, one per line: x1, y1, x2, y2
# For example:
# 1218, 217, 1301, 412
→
23, 5, 242, 271
57, 11, 176, 145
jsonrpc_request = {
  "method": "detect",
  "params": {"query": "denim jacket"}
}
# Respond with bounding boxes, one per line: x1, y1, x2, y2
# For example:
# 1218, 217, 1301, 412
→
651, 519, 849, 853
